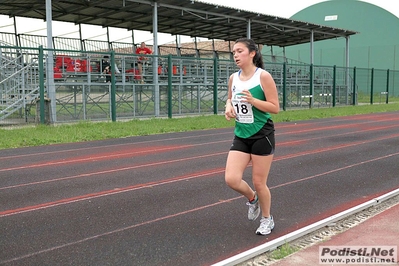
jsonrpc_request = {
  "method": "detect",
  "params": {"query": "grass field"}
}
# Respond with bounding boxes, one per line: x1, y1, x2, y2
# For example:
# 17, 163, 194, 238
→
1, 103, 398, 150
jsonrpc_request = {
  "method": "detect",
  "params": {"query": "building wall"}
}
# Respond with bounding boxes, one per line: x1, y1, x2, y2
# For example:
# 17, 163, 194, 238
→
270, 0, 399, 71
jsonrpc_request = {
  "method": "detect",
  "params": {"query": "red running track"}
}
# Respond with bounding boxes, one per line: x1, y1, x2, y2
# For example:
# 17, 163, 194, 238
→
1, 112, 399, 266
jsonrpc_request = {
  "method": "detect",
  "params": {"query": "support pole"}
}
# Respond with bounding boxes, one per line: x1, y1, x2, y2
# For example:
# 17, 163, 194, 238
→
310, 30, 314, 65
46, 0, 56, 123
346, 36, 350, 104
247, 19, 251, 39
153, 2, 160, 116
370, 68, 374, 104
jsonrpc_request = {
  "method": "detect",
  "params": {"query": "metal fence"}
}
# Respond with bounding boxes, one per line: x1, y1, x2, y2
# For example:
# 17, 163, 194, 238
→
1, 45, 398, 125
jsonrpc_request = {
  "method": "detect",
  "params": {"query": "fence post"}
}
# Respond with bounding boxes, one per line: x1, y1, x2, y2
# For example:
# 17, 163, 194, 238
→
309, 64, 313, 108
370, 68, 374, 104
213, 57, 218, 115
168, 54, 172, 118
352, 67, 357, 106
332, 65, 336, 107
110, 50, 116, 121
386, 69, 390, 104
38, 45, 45, 124
282, 62, 286, 111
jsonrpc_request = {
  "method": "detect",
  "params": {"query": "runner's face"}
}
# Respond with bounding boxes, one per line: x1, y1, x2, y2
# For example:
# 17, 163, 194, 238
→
232, 42, 252, 68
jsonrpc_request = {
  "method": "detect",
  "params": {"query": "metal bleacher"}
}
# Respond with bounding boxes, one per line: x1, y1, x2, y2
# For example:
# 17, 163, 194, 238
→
0, 33, 179, 121
1, 31, 242, 123
0, 40, 40, 122
1, 31, 356, 124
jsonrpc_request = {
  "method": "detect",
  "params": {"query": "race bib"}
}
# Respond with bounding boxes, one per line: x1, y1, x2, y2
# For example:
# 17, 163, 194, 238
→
231, 96, 253, 123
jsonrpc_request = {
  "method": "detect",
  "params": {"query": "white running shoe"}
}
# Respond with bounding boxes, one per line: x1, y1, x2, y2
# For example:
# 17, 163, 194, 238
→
256, 215, 275, 235
246, 196, 260, 221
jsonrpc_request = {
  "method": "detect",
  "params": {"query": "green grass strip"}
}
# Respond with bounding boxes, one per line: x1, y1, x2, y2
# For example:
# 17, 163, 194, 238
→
1, 103, 398, 150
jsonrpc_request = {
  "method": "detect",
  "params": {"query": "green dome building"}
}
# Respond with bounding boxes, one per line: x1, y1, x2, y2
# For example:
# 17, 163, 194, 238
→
285, 0, 399, 70
267, 0, 399, 100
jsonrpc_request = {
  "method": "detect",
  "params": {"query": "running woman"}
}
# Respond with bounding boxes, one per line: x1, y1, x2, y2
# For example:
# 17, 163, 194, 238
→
224, 38, 279, 235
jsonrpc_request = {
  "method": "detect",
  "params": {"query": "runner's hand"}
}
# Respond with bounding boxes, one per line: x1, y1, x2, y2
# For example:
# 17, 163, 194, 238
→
224, 104, 236, 121
242, 90, 254, 104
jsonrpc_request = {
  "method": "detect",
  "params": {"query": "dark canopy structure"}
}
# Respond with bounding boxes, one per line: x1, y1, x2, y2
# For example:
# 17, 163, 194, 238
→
0, 0, 358, 47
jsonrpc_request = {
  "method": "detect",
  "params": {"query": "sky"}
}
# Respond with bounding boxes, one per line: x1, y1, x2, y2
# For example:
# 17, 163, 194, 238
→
205, 0, 397, 19
0, 0, 397, 45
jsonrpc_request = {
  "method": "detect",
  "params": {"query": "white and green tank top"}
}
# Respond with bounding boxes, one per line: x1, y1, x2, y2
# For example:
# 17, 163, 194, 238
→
231, 68, 272, 138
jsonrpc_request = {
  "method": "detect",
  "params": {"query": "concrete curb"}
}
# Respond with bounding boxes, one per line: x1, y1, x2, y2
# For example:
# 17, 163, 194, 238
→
211, 188, 399, 266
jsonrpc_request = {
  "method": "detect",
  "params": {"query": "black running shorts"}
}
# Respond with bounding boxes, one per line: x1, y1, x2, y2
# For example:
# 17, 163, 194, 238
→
230, 131, 275, 156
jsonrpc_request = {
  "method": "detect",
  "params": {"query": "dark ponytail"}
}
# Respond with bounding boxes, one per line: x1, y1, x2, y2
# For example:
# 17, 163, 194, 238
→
235, 38, 264, 69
